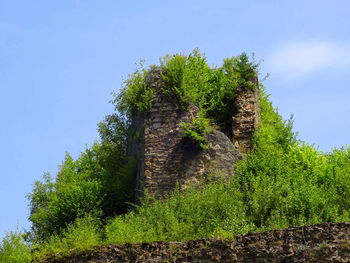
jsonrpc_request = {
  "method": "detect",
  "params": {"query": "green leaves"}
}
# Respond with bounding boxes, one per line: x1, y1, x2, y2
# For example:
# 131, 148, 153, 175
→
223, 53, 258, 91
105, 182, 250, 244
28, 115, 134, 241
115, 49, 259, 138
160, 54, 188, 107
180, 117, 210, 149
32, 215, 102, 262
159, 50, 259, 137
113, 60, 152, 118
0, 231, 31, 263
29, 163, 103, 241
234, 90, 350, 229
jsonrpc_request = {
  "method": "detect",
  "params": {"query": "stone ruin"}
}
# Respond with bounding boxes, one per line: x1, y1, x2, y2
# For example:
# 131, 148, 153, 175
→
129, 67, 260, 199
46, 222, 350, 262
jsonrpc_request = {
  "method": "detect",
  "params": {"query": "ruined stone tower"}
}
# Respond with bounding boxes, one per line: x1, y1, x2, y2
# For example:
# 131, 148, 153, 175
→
232, 75, 260, 154
132, 67, 260, 199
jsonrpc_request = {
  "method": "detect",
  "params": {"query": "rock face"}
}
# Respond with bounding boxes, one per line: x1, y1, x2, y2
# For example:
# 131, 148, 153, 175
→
40, 222, 350, 263
133, 67, 250, 199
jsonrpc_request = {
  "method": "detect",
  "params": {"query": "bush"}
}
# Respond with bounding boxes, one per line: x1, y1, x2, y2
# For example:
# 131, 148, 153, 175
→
180, 116, 210, 149
0, 231, 31, 263
112, 60, 153, 118
28, 154, 103, 241
233, 88, 350, 230
115, 48, 259, 138
105, 182, 252, 244
32, 216, 102, 262
28, 114, 135, 241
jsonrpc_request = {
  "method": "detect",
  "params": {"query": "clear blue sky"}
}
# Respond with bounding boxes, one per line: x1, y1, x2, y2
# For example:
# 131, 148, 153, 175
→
1, 0, 350, 238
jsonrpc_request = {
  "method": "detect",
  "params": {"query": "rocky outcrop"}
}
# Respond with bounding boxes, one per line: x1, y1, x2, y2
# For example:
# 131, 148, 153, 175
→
40, 222, 350, 263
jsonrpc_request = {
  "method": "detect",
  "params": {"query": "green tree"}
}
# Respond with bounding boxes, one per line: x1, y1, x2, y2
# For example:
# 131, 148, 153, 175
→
28, 114, 135, 241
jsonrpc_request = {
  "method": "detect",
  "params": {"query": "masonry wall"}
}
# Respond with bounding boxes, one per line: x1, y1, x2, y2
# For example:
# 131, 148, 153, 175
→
232, 75, 260, 154
41, 222, 350, 263
133, 67, 260, 199
133, 68, 241, 198
141, 67, 200, 197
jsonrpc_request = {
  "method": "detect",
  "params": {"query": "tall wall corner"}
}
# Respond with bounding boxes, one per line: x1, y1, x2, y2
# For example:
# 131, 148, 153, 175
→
232, 74, 260, 154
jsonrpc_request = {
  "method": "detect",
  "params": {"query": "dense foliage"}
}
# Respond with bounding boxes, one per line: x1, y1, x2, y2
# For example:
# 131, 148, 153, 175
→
27, 114, 135, 242
235, 89, 350, 230
100, 89, 350, 243
115, 49, 259, 138
0, 231, 31, 263
180, 116, 210, 149
2, 50, 350, 262
31, 216, 102, 262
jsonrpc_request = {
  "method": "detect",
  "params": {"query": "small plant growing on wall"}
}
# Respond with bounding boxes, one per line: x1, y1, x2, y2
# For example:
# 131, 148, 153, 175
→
180, 116, 210, 149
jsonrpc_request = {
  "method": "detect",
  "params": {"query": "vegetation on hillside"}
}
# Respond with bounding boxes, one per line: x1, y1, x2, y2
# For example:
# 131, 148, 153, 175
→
115, 48, 258, 139
0, 231, 31, 263
1, 49, 350, 262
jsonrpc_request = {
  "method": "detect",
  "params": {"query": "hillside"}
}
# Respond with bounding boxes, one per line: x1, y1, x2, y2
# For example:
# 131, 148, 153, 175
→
37, 223, 350, 263
1, 50, 350, 263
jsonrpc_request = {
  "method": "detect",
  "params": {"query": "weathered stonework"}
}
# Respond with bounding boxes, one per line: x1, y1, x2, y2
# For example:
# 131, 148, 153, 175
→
232, 76, 260, 154
40, 222, 350, 263
135, 68, 243, 198
132, 67, 260, 199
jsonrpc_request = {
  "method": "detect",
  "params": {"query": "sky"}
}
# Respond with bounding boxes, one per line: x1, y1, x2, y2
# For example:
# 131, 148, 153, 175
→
1, 0, 350, 239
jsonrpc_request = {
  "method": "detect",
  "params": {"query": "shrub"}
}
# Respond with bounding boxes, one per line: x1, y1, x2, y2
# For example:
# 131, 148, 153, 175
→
32, 216, 102, 262
28, 154, 103, 241
115, 48, 259, 138
0, 231, 31, 263
180, 116, 210, 149
233, 88, 350, 230
112, 60, 152, 118
105, 182, 252, 244
28, 114, 135, 241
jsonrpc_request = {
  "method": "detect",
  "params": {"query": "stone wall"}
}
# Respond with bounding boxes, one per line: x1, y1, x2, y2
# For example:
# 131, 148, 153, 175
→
136, 68, 242, 198
130, 67, 261, 199
40, 222, 350, 263
232, 76, 260, 154
141, 67, 199, 197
